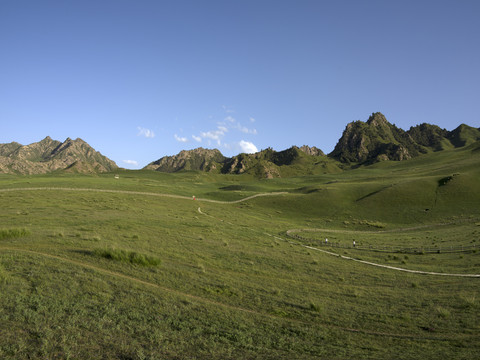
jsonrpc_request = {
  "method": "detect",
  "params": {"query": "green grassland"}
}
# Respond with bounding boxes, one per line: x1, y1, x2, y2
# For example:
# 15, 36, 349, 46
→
0, 145, 479, 359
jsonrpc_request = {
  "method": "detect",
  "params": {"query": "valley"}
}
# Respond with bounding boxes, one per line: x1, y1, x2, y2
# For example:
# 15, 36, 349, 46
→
0, 141, 479, 359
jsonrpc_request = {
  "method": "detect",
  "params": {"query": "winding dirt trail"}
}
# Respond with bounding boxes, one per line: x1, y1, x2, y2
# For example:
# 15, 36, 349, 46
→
197, 208, 480, 278
0, 187, 287, 204
1, 186, 478, 340
299, 243, 480, 277
3, 186, 478, 277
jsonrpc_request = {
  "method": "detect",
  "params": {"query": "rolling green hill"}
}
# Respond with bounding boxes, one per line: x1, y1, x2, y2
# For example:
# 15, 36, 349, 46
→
0, 141, 479, 359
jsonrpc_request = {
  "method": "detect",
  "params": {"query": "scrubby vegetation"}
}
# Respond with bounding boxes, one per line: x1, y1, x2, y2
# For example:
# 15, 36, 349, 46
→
92, 247, 161, 266
0, 228, 30, 240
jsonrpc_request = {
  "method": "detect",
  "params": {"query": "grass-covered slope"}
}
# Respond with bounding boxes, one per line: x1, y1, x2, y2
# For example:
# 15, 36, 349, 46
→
0, 144, 479, 359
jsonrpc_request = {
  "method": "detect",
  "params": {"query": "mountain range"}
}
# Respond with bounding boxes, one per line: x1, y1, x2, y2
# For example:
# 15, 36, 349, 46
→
330, 112, 479, 163
145, 112, 480, 177
1, 112, 479, 176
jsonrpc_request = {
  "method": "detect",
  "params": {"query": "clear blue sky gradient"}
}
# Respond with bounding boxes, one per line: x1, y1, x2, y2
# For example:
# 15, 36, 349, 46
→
1, 0, 479, 168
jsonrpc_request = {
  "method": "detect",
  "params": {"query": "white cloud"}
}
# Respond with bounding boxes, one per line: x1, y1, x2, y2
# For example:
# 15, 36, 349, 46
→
190, 112, 258, 149
137, 127, 155, 138
122, 159, 138, 166
200, 125, 227, 141
239, 140, 258, 154
174, 134, 188, 143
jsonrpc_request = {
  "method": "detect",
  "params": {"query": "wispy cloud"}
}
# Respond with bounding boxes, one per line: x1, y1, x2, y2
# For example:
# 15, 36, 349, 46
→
236, 123, 257, 134
137, 127, 155, 138
221, 116, 257, 135
174, 134, 188, 143
239, 140, 258, 154
222, 105, 235, 113
182, 109, 258, 149
122, 159, 138, 166
200, 124, 228, 144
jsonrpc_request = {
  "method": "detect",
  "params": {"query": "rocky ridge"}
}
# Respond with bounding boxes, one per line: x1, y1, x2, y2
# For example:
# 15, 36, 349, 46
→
3, 113, 478, 177
145, 112, 479, 177
329, 112, 480, 164
145, 145, 335, 178
143, 148, 226, 173
0, 137, 118, 174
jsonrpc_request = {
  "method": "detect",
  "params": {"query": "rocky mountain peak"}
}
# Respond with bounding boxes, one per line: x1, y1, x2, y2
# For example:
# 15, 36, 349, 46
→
0, 137, 117, 174
330, 112, 422, 163
366, 112, 389, 127
144, 147, 226, 173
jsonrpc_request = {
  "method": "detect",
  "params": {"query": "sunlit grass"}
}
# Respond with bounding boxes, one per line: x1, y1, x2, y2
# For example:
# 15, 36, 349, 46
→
0, 145, 479, 359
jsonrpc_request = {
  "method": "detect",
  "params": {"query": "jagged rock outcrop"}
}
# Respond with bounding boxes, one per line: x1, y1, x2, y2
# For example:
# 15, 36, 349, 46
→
144, 148, 226, 173
144, 145, 333, 178
330, 112, 480, 164
0, 137, 117, 174
222, 146, 332, 177
329, 112, 424, 163
144, 112, 479, 175
299, 145, 324, 156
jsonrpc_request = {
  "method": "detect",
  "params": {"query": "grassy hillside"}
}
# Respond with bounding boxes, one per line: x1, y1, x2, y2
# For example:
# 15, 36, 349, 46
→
0, 145, 479, 359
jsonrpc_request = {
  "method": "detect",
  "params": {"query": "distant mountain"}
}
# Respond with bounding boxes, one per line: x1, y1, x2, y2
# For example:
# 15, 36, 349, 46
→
329, 112, 424, 163
329, 112, 480, 164
144, 145, 339, 178
221, 146, 329, 178
406, 123, 451, 151
0, 137, 118, 174
145, 112, 479, 177
143, 148, 226, 172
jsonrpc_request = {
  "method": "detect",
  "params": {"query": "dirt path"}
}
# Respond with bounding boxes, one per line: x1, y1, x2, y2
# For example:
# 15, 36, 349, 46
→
3, 186, 478, 277
198, 208, 480, 278
0, 187, 287, 204
299, 243, 480, 277
1, 186, 478, 339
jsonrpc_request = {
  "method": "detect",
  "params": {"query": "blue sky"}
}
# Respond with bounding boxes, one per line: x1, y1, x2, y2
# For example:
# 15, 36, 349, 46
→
1, 0, 479, 169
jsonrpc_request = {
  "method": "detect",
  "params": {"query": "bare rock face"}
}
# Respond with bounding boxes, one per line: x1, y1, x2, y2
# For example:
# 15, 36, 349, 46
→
144, 148, 226, 172
143, 112, 480, 176
145, 144, 332, 178
0, 137, 118, 174
298, 145, 324, 156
